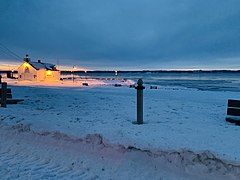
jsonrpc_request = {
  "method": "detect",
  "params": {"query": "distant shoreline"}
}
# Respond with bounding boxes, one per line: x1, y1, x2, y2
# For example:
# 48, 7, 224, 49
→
61, 70, 240, 73
1, 69, 240, 74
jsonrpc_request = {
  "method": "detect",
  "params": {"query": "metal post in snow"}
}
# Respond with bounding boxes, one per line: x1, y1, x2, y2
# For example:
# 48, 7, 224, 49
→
72, 66, 76, 83
135, 79, 145, 124
1, 82, 7, 108
72, 71, 74, 83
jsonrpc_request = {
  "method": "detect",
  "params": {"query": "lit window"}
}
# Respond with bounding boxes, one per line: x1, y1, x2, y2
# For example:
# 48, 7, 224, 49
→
24, 67, 30, 73
46, 71, 52, 76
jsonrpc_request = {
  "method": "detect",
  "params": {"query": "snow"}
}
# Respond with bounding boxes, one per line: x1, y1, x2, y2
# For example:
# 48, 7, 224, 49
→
5, 77, 134, 88
30, 62, 55, 70
1, 125, 240, 180
29, 62, 47, 70
44, 63, 55, 70
1, 78, 240, 179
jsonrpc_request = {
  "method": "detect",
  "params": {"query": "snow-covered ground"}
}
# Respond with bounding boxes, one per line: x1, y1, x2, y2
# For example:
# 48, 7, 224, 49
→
5, 76, 134, 88
1, 78, 240, 179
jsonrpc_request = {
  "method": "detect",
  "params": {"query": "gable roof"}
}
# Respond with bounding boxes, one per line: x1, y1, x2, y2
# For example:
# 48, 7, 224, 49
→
29, 62, 58, 71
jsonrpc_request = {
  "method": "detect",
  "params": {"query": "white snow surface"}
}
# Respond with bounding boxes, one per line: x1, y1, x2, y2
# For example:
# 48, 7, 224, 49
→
1, 79, 240, 179
6, 77, 134, 88
29, 62, 55, 70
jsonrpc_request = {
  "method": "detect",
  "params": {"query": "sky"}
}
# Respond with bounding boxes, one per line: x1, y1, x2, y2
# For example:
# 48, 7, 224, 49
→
0, 0, 240, 70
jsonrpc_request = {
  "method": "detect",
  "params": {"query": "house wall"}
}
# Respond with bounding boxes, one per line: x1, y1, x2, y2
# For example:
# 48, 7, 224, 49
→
18, 62, 60, 82
36, 69, 46, 81
44, 70, 60, 82
36, 70, 60, 81
18, 62, 37, 81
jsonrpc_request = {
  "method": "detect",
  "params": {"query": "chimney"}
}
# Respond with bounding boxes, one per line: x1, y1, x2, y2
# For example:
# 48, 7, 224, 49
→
23, 54, 30, 63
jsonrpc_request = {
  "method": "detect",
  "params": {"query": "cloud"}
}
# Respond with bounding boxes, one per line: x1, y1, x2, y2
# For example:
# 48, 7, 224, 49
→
0, 0, 240, 69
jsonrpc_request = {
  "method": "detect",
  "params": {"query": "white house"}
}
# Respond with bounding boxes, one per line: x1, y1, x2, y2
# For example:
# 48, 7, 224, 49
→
18, 55, 60, 82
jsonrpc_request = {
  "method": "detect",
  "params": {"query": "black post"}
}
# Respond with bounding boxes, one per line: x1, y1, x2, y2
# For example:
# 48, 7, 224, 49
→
1, 82, 7, 108
135, 79, 145, 124
7, 72, 11, 78
0, 75, 2, 84
72, 71, 74, 83
72, 66, 76, 83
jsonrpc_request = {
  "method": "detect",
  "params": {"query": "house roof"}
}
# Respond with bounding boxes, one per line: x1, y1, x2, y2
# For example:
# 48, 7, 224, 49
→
29, 62, 58, 71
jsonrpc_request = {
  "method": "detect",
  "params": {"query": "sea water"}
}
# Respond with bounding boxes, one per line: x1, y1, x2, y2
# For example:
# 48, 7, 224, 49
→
63, 71, 240, 92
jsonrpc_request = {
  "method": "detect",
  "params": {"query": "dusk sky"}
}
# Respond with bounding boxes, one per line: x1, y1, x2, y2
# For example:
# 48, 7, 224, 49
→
0, 0, 240, 70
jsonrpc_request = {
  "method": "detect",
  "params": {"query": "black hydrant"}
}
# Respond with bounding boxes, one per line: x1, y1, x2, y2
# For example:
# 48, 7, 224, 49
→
135, 79, 145, 124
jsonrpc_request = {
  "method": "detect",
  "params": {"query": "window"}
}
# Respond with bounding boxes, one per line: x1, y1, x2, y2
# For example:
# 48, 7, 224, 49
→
24, 67, 30, 73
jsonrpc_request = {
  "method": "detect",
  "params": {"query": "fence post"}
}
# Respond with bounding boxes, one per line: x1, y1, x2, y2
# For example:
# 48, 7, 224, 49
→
1, 82, 7, 108
135, 79, 145, 124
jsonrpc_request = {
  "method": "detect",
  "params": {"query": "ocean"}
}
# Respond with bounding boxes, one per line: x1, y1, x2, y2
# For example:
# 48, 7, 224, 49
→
63, 71, 240, 92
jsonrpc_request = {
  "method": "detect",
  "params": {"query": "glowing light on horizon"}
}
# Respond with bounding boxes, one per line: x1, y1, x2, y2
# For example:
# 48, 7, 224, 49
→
0, 61, 88, 71
56, 65, 88, 71
1, 61, 240, 71
0, 63, 20, 71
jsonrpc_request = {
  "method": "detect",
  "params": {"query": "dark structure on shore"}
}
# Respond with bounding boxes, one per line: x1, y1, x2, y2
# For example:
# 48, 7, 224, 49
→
0, 70, 16, 78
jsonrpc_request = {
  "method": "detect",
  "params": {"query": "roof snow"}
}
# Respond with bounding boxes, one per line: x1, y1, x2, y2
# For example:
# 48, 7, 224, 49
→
29, 62, 57, 71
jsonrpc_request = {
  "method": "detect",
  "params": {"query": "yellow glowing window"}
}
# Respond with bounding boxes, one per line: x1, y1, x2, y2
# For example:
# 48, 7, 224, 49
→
24, 67, 30, 73
46, 70, 53, 76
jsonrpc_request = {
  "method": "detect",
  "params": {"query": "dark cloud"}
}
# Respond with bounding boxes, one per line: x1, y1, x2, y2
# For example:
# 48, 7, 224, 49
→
0, 0, 240, 69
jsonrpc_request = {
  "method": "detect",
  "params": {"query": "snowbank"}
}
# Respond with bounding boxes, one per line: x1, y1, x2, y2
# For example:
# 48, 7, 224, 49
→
0, 124, 239, 179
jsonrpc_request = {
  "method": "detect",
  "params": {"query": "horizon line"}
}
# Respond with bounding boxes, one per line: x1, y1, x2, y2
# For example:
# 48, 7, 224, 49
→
0, 60, 240, 72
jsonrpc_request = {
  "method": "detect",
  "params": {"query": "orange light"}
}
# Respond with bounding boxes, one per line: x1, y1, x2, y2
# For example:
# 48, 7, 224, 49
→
46, 70, 52, 76
23, 62, 30, 68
